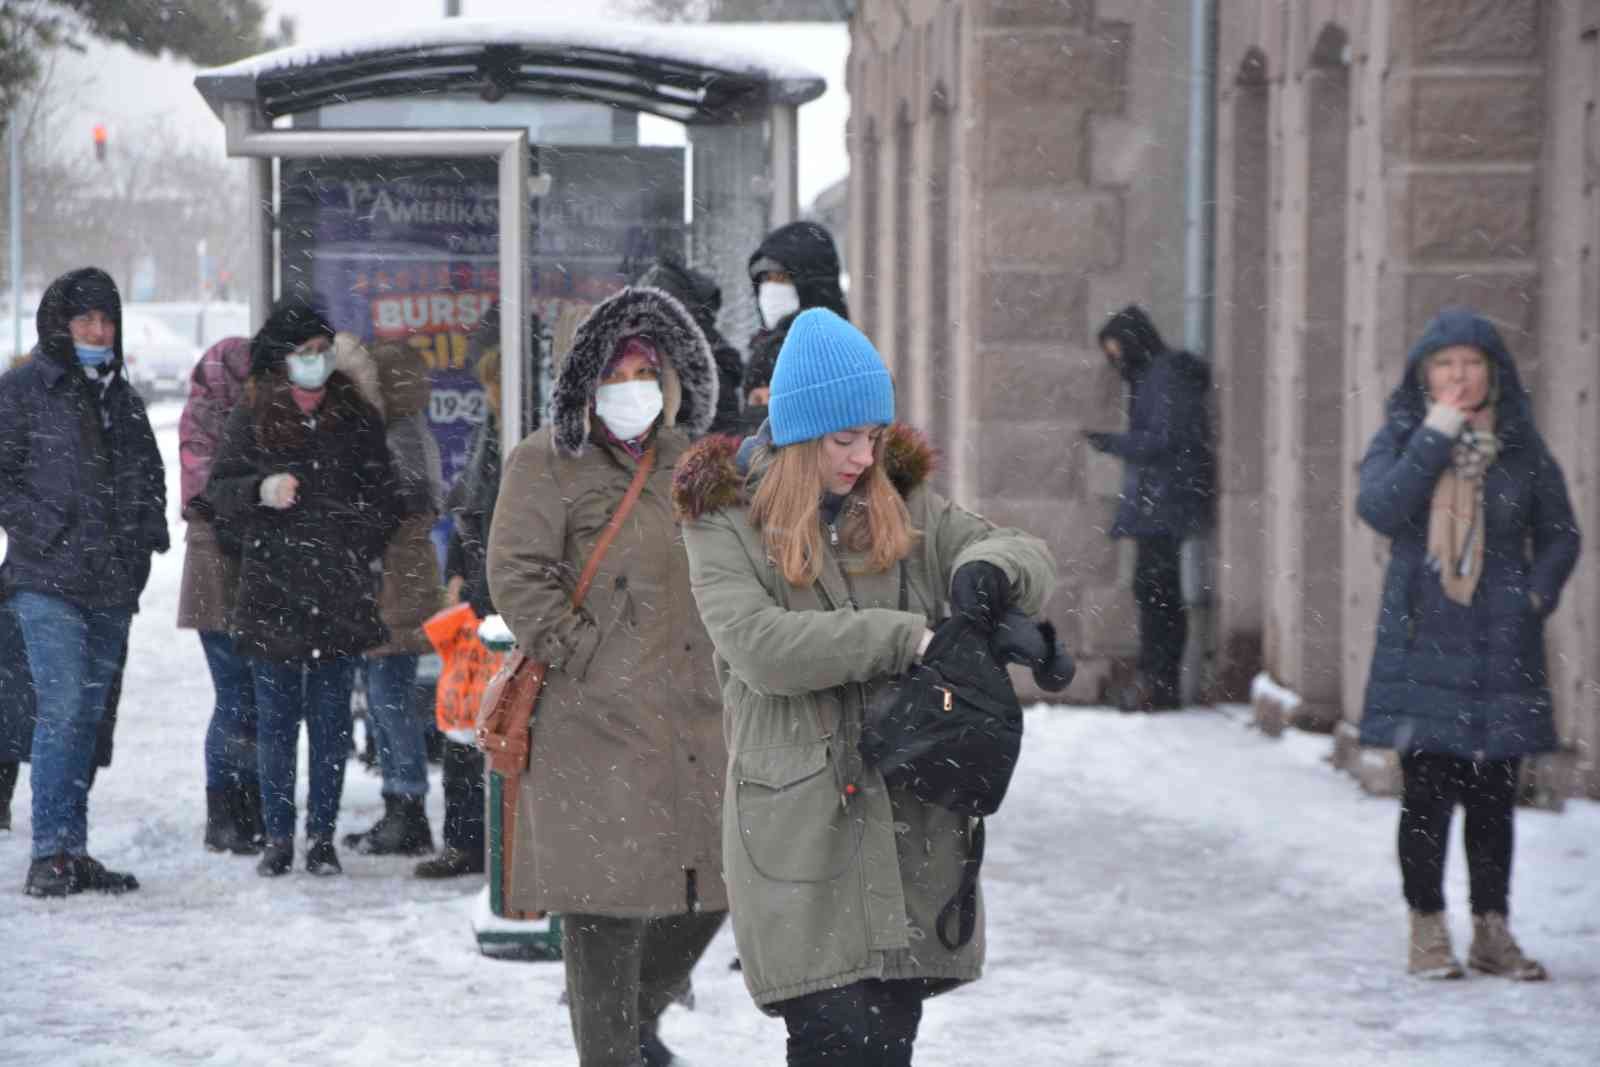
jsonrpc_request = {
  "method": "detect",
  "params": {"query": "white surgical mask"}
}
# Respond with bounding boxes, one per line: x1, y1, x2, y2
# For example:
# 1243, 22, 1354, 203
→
758, 281, 801, 329
595, 379, 664, 441
286, 350, 332, 390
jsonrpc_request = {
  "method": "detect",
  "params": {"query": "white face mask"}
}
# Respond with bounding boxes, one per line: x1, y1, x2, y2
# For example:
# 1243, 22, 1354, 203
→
286, 350, 332, 390
758, 281, 801, 329
595, 379, 664, 441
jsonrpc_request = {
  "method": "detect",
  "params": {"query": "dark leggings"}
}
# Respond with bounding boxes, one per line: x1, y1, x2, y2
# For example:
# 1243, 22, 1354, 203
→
1399, 752, 1519, 915
1133, 535, 1186, 697
777, 980, 925, 1067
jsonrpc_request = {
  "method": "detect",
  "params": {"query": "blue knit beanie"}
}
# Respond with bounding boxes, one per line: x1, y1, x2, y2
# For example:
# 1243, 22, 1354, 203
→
768, 308, 895, 447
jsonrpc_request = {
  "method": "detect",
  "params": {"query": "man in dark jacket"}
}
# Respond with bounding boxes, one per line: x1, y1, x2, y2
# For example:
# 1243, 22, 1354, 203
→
741, 222, 850, 437
0, 267, 168, 895
633, 255, 744, 436
1086, 305, 1215, 711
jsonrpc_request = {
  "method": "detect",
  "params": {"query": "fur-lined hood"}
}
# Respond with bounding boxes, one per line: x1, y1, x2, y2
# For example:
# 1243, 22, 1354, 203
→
551, 286, 718, 457
672, 422, 936, 522
333, 333, 385, 418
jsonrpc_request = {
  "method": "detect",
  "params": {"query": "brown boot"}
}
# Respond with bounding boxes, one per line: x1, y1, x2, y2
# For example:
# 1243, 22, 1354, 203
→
1468, 912, 1548, 981
1408, 911, 1465, 979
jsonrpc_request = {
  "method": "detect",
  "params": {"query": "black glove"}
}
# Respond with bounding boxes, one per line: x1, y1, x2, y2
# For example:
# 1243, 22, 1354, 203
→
1084, 431, 1114, 453
949, 561, 1009, 633
990, 610, 1076, 693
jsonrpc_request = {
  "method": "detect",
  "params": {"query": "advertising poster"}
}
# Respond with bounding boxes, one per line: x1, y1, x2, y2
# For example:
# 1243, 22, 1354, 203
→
279, 146, 685, 496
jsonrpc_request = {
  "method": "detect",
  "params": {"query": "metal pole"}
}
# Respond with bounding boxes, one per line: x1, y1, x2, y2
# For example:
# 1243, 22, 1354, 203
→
9, 116, 21, 362
445, 0, 462, 15
767, 103, 799, 228
1183, 0, 1217, 354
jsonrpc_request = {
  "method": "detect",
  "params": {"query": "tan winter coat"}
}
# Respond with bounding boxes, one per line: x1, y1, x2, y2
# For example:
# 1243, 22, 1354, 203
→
673, 426, 1057, 1011
486, 285, 725, 917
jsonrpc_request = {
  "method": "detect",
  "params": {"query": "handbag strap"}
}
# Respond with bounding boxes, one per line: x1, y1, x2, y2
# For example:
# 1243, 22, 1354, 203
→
569, 447, 656, 610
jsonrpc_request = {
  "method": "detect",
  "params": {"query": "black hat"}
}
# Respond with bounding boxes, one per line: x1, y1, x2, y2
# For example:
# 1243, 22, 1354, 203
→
251, 296, 335, 378
62, 271, 120, 321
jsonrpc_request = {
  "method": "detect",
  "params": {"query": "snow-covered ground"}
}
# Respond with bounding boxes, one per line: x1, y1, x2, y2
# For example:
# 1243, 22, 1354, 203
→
3, 403, 1598, 1066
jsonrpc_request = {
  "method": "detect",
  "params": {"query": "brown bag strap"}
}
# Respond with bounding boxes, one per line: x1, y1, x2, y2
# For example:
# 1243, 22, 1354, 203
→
569, 447, 656, 611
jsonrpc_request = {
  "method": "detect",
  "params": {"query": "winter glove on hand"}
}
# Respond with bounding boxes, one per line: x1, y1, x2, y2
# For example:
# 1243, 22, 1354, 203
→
1084, 431, 1114, 453
1423, 403, 1467, 438
259, 473, 298, 510
990, 610, 1077, 693
949, 561, 1010, 633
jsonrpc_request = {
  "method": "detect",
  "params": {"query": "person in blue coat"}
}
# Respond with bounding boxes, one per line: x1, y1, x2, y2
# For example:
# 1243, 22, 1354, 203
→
1086, 305, 1215, 711
0, 267, 168, 896
1356, 307, 1580, 981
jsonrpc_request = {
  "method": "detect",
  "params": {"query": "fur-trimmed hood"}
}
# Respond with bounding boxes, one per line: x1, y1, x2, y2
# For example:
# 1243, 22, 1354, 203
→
333, 332, 385, 417
551, 286, 718, 457
672, 422, 935, 522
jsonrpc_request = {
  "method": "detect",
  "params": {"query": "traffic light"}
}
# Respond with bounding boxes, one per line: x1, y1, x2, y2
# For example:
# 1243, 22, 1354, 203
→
93, 123, 107, 163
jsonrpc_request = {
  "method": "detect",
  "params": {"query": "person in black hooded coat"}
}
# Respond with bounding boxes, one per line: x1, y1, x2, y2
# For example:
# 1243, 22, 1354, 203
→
741, 222, 849, 437
634, 255, 744, 436
1086, 305, 1215, 712
1356, 307, 1579, 981
205, 297, 400, 878
0, 267, 167, 896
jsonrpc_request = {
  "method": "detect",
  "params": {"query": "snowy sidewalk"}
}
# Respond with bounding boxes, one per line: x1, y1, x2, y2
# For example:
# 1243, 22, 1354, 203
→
3, 406, 1597, 1065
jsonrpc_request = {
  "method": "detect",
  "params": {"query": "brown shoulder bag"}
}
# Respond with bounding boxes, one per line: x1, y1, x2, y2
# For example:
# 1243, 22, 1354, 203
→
475, 447, 657, 778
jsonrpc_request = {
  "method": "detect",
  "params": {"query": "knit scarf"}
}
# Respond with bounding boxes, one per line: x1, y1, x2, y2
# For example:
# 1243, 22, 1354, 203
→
1426, 414, 1499, 606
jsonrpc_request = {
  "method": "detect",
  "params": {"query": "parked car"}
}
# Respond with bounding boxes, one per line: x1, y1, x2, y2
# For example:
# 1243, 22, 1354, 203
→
120, 310, 201, 398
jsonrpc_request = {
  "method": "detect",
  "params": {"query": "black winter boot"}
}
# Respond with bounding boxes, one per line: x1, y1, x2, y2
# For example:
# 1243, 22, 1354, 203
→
0, 760, 17, 832
345, 795, 434, 856
414, 845, 484, 879
25, 853, 80, 897
257, 837, 294, 878
305, 835, 342, 876
640, 1021, 677, 1067
71, 855, 139, 893
205, 789, 257, 855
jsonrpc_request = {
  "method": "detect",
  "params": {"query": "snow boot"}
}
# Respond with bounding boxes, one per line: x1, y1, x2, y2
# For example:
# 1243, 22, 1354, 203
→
305, 835, 343, 876
344, 795, 434, 856
414, 845, 483, 879
24, 853, 81, 897
1116, 677, 1180, 713
205, 788, 258, 855
1408, 910, 1465, 979
257, 837, 294, 878
0, 760, 17, 831
640, 1021, 677, 1067
71, 855, 138, 893
1468, 912, 1548, 981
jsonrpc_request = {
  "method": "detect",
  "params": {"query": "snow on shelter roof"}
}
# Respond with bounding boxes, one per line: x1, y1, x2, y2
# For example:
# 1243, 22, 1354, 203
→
193, 17, 828, 125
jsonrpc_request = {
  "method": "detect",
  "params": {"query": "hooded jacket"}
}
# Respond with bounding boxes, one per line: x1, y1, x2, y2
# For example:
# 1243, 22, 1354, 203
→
673, 426, 1056, 1010
485, 286, 727, 917
744, 223, 849, 412
177, 337, 253, 632
634, 255, 745, 436
0, 267, 168, 612
1093, 306, 1215, 539
205, 318, 400, 662
1357, 308, 1581, 759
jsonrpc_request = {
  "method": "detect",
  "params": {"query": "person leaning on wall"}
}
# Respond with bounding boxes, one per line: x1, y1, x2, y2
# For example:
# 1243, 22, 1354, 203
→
486, 285, 728, 1067
1355, 307, 1580, 982
673, 308, 1057, 1067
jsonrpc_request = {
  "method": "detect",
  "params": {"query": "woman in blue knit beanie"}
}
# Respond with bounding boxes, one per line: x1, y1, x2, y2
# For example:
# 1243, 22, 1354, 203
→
672, 308, 1058, 1065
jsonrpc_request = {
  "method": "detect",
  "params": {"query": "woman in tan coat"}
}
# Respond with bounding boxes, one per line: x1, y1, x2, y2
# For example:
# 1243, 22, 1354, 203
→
487, 286, 727, 1067
674, 309, 1056, 1066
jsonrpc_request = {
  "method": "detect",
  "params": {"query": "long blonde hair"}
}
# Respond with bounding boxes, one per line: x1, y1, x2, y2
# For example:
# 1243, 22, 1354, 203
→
748, 436, 917, 587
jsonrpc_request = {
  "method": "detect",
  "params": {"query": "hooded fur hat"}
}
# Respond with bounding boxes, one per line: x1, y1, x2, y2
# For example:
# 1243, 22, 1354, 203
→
34, 267, 124, 370
550, 286, 718, 457
251, 296, 336, 379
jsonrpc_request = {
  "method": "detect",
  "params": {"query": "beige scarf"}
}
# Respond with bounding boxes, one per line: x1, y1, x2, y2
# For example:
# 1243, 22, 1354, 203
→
1426, 413, 1499, 605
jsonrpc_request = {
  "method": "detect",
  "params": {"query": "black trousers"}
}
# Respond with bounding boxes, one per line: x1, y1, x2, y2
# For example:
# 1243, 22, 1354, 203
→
439, 738, 484, 858
777, 980, 925, 1067
1133, 535, 1186, 698
562, 909, 727, 1067
1399, 752, 1519, 916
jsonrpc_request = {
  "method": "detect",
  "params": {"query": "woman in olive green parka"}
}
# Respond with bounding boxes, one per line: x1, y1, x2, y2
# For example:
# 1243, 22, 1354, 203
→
674, 308, 1056, 1065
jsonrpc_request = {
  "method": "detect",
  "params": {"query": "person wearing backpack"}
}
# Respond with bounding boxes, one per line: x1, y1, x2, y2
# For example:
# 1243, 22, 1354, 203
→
673, 308, 1056, 1066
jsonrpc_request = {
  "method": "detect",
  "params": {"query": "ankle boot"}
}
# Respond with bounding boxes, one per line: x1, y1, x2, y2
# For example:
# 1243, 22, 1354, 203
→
1468, 912, 1548, 981
305, 835, 342, 876
0, 760, 17, 831
414, 845, 484, 879
257, 837, 294, 878
1408, 910, 1465, 979
205, 789, 256, 855
346, 795, 434, 856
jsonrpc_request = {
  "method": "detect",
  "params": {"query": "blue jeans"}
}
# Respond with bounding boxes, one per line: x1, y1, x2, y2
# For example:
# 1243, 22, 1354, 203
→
253, 655, 357, 840
200, 631, 257, 792
8, 591, 131, 861
364, 653, 428, 798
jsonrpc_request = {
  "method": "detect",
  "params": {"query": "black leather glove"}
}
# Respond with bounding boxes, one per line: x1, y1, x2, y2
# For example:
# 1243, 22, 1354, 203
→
949, 561, 1009, 633
990, 610, 1076, 693
1084, 431, 1114, 453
